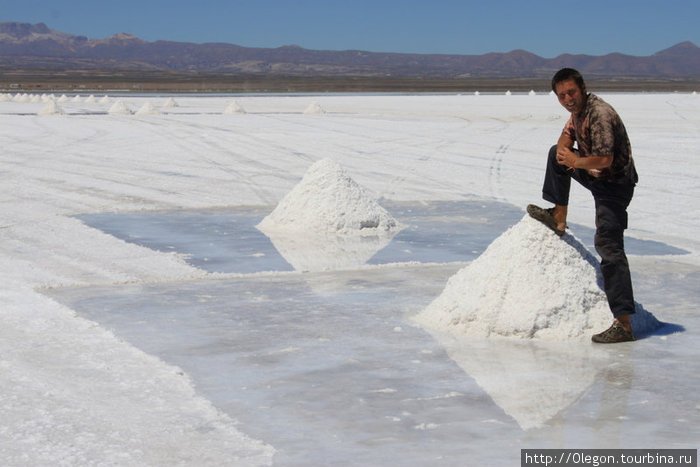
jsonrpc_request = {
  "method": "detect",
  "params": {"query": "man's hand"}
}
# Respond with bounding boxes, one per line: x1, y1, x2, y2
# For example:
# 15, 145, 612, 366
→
556, 147, 578, 170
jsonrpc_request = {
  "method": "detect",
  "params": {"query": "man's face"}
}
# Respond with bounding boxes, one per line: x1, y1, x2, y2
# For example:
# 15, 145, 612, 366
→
555, 78, 587, 115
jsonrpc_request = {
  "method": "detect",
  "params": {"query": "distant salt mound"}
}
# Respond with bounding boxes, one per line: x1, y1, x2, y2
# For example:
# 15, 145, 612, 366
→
135, 102, 161, 115
223, 100, 246, 114
0, 93, 10, 102
57, 94, 69, 103
85, 95, 96, 104
303, 101, 326, 114
108, 100, 133, 115
38, 100, 65, 116
99, 95, 111, 105
71, 95, 82, 103
257, 158, 399, 235
415, 215, 662, 340
163, 97, 179, 108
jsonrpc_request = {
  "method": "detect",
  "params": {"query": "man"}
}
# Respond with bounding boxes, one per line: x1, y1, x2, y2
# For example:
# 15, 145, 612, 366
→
528, 68, 639, 343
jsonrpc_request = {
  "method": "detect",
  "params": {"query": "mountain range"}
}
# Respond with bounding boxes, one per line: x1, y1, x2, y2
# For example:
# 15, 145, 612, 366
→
1, 22, 699, 79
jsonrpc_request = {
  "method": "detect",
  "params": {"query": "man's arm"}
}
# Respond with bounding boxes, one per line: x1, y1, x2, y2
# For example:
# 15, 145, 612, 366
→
556, 132, 613, 170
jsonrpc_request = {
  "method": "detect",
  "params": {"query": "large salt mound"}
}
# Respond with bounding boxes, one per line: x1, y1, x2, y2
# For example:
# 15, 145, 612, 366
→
257, 158, 399, 235
415, 215, 661, 340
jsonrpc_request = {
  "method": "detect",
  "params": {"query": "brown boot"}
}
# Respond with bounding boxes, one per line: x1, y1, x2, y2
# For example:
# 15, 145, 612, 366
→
592, 320, 636, 343
526, 204, 566, 236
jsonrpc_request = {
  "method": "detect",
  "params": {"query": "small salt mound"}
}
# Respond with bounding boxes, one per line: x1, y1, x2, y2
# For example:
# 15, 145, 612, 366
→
38, 100, 65, 116
30, 94, 41, 103
303, 101, 326, 114
0, 93, 10, 102
257, 158, 399, 235
71, 95, 82, 103
505, 90, 512, 96
529, 90, 536, 96
99, 95, 111, 105
135, 102, 161, 115
85, 95, 96, 104
223, 100, 246, 114
57, 94, 69, 103
415, 215, 661, 340
108, 100, 133, 115
163, 97, 179, 108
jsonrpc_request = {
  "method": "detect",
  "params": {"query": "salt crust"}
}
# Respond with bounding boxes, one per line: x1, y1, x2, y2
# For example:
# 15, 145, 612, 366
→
257, 158, 400, 235
415, 215, 662, 340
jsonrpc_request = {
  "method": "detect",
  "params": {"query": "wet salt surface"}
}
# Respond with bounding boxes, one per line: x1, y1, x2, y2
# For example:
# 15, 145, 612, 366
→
48, 200, 700, 465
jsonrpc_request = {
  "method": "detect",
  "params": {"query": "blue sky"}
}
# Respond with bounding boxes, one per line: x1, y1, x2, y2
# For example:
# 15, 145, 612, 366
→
2, 0, 698, 58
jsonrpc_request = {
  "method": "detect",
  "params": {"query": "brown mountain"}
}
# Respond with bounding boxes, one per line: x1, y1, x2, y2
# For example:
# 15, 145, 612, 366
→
1, 22, 699, 79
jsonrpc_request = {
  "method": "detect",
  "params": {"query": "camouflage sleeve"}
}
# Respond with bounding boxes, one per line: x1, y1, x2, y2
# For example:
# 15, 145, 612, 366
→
563, 115, 575, 140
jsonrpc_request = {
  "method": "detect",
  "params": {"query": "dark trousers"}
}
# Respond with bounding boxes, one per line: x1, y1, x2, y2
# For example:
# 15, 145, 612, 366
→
542, 145, 636, 318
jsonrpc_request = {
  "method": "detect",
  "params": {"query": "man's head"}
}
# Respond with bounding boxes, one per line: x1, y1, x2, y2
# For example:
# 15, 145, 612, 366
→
552, 68, 587, 115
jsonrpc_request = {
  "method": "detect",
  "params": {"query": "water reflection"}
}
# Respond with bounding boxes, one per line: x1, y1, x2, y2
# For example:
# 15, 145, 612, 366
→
423, 329, 616, 431
258, 228, 398, 272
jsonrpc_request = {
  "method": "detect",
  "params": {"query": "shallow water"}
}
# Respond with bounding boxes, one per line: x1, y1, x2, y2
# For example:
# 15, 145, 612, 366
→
47, 200, 699, 465
75, 200, 685, 274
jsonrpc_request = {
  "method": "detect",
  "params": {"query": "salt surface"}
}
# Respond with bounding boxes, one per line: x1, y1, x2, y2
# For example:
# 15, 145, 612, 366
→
415, 215, 662, 340
257, 158, 400, 235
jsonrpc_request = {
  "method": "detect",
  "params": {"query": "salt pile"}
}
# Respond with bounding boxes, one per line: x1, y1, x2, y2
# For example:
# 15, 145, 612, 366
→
223, 100, 246, 114
303, 101, 326, 114
415, 215, 661, 340
108, 100, 133, 115
99, 95, 111, 105
135, 102, 161, 115
257, 158, 399, 235
163, 97, 179, 108
38, 100, 65, 116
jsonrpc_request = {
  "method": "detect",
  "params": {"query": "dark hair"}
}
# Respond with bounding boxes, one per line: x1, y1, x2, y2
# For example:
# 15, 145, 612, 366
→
551, 68, 585, 92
